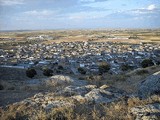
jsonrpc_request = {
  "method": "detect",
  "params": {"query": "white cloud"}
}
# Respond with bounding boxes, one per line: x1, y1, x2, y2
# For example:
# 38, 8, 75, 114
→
79, 0, 107, 3
0, 0, 24, 6
68, 11, 108, 20
128, 4, 158, 15
80, 0, 95, 2
147, 4, 156, 11
24, 10, 55, 17
130, 9, 149, 15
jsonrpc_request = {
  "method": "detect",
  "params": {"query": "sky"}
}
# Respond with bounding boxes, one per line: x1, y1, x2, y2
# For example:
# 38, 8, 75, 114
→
0, 0, 160, 30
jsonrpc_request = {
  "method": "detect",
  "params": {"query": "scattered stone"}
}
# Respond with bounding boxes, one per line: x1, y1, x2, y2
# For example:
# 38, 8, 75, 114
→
42, 103, 47, 108
60, 85, 88, 96
72, 95, 86, 103
47, 100, 52, 104
45, 104, 54, 110
100, 84, 110, 89
85, 85, 97, 89
34, 93, 44, 98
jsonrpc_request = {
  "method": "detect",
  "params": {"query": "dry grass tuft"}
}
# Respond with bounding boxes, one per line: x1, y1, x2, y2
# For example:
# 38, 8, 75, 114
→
0, 94, 159, 120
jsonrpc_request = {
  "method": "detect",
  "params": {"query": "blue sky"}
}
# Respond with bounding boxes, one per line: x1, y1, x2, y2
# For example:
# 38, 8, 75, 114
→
0, 0, 160, 30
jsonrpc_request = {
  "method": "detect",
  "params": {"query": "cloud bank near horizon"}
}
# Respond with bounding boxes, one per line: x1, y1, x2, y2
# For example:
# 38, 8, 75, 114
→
0, 0, 160, 30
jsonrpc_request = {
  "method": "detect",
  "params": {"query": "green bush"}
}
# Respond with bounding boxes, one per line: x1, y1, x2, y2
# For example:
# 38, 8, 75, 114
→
98, 62, 110, 74
43, 68, 53, 76
0, 84, 4, 90
141, 59, 154, 68
26, 68, 37, 78
78, 67, 86, 74
58, 65, 64, 70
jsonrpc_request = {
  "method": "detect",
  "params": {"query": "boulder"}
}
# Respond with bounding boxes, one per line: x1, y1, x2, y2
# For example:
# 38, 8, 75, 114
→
51, 75, 74, 83
100, 84, 110, 90
138, 71, 160, 98
20, 92, 74, 111
72, 95, 86, 103
85, 85, 97, 89
60, 85, 88, 96
60, 85, 126, 104
130, 103, 160, 120
84, 89, 114, 103
45, 75, 74, 86
59, 85, 97, 97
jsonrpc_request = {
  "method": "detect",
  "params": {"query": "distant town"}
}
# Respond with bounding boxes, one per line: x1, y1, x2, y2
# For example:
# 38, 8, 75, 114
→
0, 34, 160, 74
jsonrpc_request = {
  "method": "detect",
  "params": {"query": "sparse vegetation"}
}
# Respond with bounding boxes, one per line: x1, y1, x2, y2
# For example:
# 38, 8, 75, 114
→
121, 64, 133, 71
136, 69, 149, 75
43, 68, 53, 77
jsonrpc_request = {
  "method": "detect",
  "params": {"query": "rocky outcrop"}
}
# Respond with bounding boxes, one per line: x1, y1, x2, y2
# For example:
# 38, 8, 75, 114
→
138, 71, 160, 98
9, 84, 126, 111
59, 85, 97, 96
59, 84, 126, 104
18, 92, 74, 111
84, 85, 126, 104
130, 103, 160, 120
84, 88, 114, 103
45, 75, 74, 86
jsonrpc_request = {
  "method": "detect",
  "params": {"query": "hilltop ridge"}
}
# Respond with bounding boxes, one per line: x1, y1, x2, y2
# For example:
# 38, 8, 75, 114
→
0, 66, 160, 120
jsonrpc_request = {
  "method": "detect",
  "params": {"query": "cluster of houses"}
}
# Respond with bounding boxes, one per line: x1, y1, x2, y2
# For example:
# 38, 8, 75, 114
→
0, 41, 159, 74
27, 35, 54, 41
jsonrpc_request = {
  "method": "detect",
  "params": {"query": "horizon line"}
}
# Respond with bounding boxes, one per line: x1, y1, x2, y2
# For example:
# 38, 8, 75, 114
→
1, 28, 160, 32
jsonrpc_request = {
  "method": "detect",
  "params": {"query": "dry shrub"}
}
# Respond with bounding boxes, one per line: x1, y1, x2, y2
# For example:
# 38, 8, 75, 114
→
135, 69, 149, 75
1, 94, 159, 120
31, 106, 74, 120
127, 95, 160, 108
150, 65, 158, 70
102, 95, 160, 120
31, 110, 48, 120
111, 74, 127, 81
0, 104, 31, 120
85, 75, 103, 86
127, 65, 160, 76
34, 103, 106, 120
104, 100, 129, 120
50, 107, 74, 120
